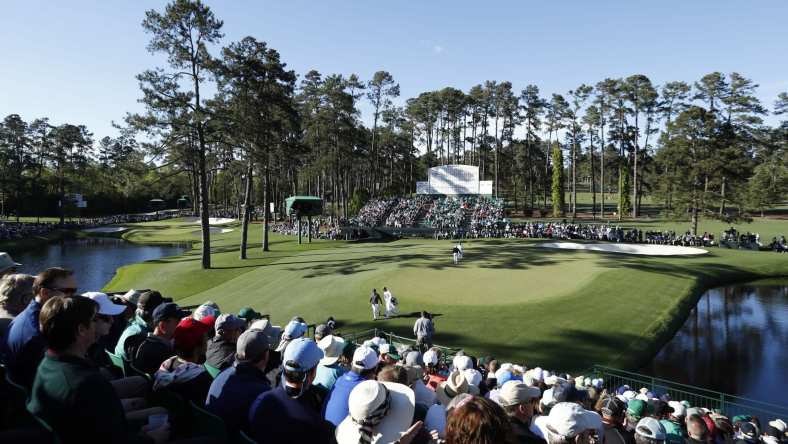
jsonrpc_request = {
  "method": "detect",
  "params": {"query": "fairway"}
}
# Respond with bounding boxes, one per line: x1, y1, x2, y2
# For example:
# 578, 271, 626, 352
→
104, 220, 788, 373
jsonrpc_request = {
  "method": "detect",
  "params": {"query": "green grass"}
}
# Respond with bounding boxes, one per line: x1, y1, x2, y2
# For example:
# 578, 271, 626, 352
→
104, 220, 788, 373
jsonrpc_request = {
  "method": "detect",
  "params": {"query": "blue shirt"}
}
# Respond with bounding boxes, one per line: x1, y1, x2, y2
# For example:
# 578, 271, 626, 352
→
249, 385, 336, 444
314, 362, 347, 392
322, 370, 365, 426
2, 299, 47, 387
206, 361, 270, 433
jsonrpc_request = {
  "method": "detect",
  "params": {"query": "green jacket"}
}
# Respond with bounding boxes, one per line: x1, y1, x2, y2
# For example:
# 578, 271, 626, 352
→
114, 314, 151, 359
27, 353, 130, 444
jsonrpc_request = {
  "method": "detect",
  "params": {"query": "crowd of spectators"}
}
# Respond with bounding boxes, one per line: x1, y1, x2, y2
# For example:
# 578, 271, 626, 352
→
1, 262, 785, 443
270, 216, 342, 240
351, 198, 397, 227
386, 197, 431, 228
0, 211, 180, 241
768, 236, 787, 253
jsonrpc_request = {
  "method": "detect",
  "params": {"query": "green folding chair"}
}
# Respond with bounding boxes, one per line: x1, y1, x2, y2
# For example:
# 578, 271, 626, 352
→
105, 350, 128, 377
189, 401, 229, 444
204, 363, 222, 379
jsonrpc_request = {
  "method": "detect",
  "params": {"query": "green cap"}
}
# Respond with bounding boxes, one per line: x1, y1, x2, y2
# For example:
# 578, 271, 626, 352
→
732, 415, 752, 424
627, 399, 647, 419
238, 307, 263, 322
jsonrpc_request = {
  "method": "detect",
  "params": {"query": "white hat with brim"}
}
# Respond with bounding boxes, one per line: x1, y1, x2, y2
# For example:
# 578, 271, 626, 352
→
82, 291, 126, 316
335, 381, 415, 444
120, 289, 143, 306
547, 402, 603, 439
436, 370, 479, 406
318, 335, 345, 366
0, 253, 21, 273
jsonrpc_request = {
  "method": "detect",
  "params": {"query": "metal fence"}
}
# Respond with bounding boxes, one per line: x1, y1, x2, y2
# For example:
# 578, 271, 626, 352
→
590, 365, 788, 420
342, 329, 462, 366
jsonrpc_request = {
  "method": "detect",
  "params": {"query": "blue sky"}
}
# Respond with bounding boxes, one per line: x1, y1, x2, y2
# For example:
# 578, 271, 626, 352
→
2, 0, 787, 140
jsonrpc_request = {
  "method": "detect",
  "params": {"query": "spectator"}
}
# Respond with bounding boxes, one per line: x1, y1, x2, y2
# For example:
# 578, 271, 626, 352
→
192, 301, 220, 321
115, 290, 165, 359
132, 302, 188, 375
0, 273, 34, 337
314, 335, 348, 391
2, 267, 76, 388
250, 318, 284, 374
334, 380, 416, 443
276, 318, 308, 353
323, 344, 379, 426
498, 380, 545, 444
314, 323, 331, 341
0, 252, 21, 278
636, 417, 667, 444
600, 396, 635, 444
445, 396, 517, 444
437, 370, 479, 407
249, 337, 336, 443
423, 348, 447, 390
377, 365, 409, 385
206, 328, 271, 434
206, 313, 246, 370
414, 311, 434, 353
153, 317, 213, 405
660, 402, 686, 444
27, 295, 169, 444
238, 306, 264, 328
543, 402, 603, 444
686, 414, 709, 444
627, 400, 648, 433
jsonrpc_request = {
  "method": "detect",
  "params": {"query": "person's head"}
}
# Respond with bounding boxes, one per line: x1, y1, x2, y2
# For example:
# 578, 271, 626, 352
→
378, 344, 400, 365
282, 337, 323, 398
667, 401, 686, 423
236, 328, 269, 371
314, 323, 330, 341
152, 302, 189, 340
33, 268, 76, 303
383, 287, 387, 291
215, 313, 245, 343
173, 317, 211, 363
351, 345, 379, 379
39, 295, 98, 354
635, 417, 667, 444
421, 310, 428, 318
81, 292, 126, 338
237, 306, 264, 328
137, 290, 165, 325
626, 399, 647, 430
445, 396, 517, 444
499, 381, 541, 422
0, 273, 35, 315
377, 365, 408, 384
545, 402, 603, 444
600, 396, 627, 425
687, 414, 709, 441
0, 252, 21, 278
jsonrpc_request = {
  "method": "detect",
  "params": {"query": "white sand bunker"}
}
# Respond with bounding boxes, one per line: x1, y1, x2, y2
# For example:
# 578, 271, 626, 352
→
183, 217, 236, 225
192, 227, 234, 235
538, 242, 708, 256
82, 226, 129, 233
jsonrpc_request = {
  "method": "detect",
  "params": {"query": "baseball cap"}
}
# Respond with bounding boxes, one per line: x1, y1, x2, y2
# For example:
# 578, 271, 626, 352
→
283, 319, 308, 340
283, 337, 322, 372
738, 422, 759, 442
636, 417, 667, 441
600, 396, 627, 418
314, 323, 330, 338
422, 349, 439, 366
193, 303, 219, 321
498, 381, 541, 407
668, 401, 686, 418
138, 290, 165, 312
0, 252, 22, 273
495, 369, 514, 387
236, 328, 269, 363
238, 307, 264, 322
173, 317, 211, 351
627, 399, 647, 419
464, 368, 482, 387
352, 345, 378, 371
152, 302, 190, 324
546, 402, 603, 439
82, 292, 126, 316
119, 289, 143, 306
452, 355, 473, 371
215, 313, 245, 333
652, 400, 674, 417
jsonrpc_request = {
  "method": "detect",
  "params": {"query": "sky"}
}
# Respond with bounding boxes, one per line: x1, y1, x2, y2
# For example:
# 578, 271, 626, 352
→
2, 0, 787, 140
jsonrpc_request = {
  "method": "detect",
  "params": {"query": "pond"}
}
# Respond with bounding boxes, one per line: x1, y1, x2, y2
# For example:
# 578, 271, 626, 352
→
641, 280, 788, 405
15, 237, 189, 292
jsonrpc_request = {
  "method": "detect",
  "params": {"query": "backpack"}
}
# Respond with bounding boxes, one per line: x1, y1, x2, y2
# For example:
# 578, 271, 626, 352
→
391, 297, 398, 305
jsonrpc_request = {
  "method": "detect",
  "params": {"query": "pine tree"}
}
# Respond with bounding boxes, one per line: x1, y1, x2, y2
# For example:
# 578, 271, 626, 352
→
551, 142, 565, 217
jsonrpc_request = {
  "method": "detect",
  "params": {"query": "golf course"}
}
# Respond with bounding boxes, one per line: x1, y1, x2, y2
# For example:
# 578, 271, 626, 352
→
103, 217, 788, 373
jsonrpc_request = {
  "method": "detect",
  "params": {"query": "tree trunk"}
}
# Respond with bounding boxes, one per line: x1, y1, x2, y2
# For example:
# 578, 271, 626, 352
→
719, 176, 726, 216
263, 165, 270, 252
240, 160, 253, 259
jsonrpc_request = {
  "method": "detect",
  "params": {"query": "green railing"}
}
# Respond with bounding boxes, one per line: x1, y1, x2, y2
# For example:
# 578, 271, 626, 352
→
589, 365, 788, 420
343, 329, 461, 366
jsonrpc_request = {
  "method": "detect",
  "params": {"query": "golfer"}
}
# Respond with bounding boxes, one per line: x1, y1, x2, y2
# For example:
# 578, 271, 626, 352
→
456, 241, 463, 259
383, 287, 398, 318
370, 289, 383, 320
452, 245, 460, 264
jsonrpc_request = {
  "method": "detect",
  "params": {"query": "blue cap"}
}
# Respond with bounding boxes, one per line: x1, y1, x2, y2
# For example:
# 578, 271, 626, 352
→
497, 371, 514, 386
283, 338, 322, 371
283, 320, 308, 340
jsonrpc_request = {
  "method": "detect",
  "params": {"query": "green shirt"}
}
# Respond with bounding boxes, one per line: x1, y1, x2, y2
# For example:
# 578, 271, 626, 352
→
661, 419, 685, 444
27, 353, 129, 444
114, 314, 151, 359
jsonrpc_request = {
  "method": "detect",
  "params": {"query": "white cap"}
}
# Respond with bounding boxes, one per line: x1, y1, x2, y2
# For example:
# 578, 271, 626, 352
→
547, 402, 603, 439
82, 292, 126, 316
378, 343, 391, 355
352, 345, 378, 370
463, 368, 482, 387
668, 401, 686, 418
369, 336, 387, 346
423, 349, 439, 366
452, 355, 473, 371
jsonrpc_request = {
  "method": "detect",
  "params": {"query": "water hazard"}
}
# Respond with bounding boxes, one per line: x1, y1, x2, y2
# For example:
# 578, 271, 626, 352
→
15, 237, 189, 291
641, 280, 788, 405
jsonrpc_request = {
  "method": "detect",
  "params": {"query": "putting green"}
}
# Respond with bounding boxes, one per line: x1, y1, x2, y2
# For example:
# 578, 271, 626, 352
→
105, 221, 788, 372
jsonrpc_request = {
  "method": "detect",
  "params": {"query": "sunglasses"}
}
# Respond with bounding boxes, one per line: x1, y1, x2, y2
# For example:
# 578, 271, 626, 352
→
47, 287, 78, 296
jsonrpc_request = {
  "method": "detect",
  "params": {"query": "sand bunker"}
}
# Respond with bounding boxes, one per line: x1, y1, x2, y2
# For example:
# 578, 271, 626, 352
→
82, 226, 129, 233
192, 227, 234, 235
183, 217, 236, 225
538, 242, 708, 256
